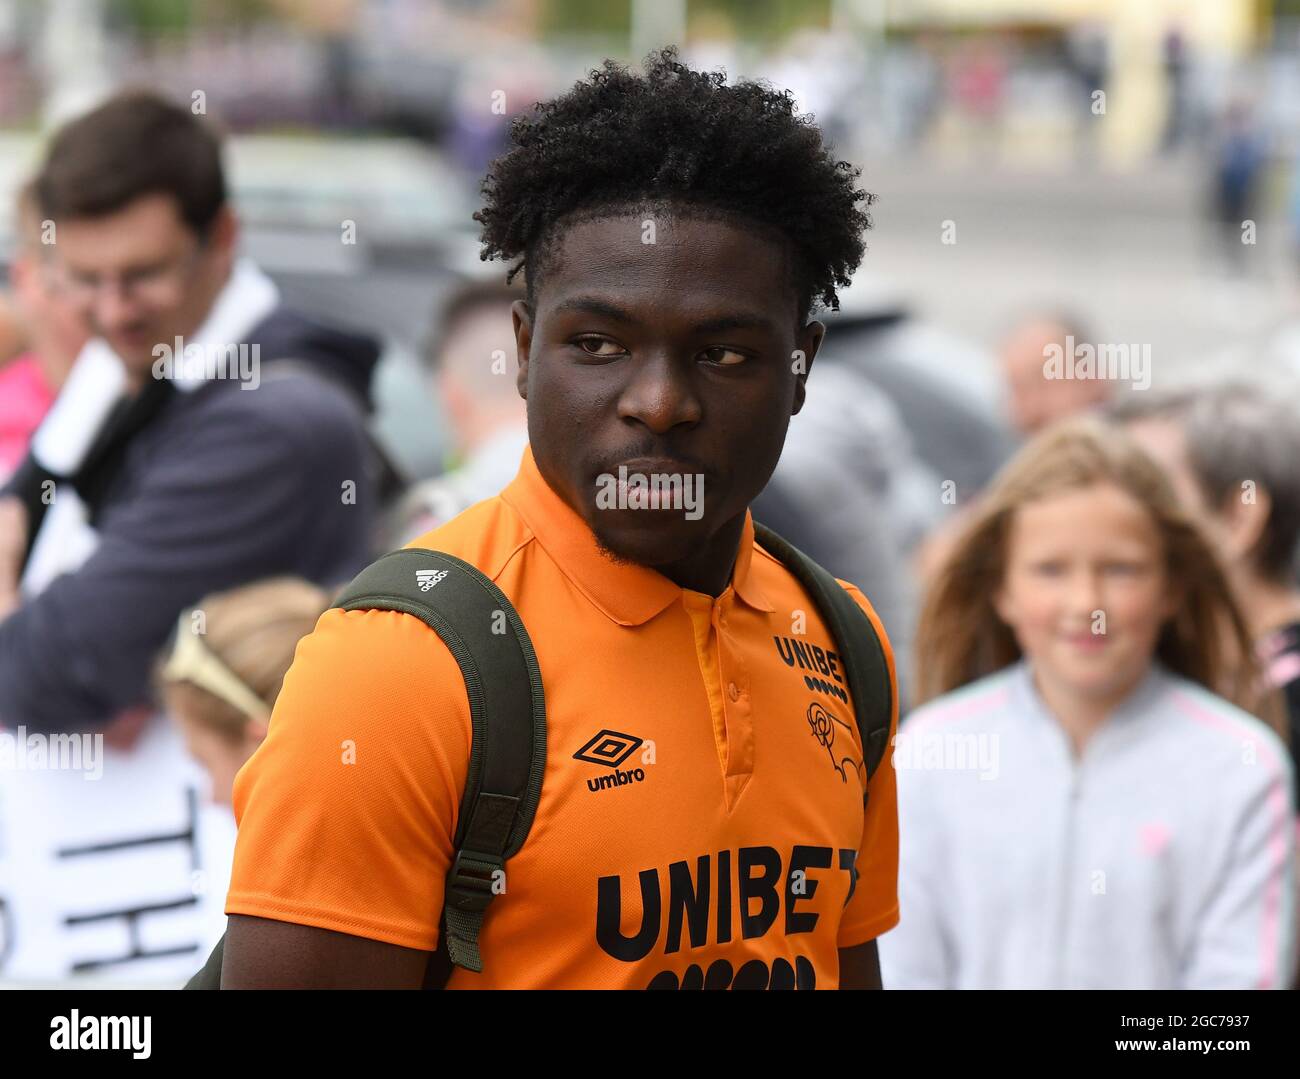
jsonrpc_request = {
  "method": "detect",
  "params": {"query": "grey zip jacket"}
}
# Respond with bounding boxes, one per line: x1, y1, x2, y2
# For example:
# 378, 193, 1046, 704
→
878, 659, 1298, 989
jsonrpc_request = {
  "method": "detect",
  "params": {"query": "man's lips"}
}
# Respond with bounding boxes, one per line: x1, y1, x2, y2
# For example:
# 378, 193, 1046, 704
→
108, 327, 153, 347
590, 457, 713, 513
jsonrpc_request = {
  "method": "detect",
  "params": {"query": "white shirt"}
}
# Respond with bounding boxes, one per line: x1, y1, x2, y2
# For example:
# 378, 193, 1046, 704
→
878, 659, 1299, 989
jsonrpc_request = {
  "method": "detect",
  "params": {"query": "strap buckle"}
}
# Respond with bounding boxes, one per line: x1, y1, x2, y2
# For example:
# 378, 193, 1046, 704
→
445, 849, 503, 913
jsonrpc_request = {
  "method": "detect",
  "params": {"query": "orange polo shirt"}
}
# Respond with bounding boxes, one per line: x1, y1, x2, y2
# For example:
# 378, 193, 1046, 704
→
226, 444, 899, 989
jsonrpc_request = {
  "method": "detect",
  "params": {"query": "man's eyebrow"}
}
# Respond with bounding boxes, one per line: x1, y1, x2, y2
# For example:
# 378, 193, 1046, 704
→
689, 313, 778, 334
551, 297, 779, 335
551, 296, 641, 324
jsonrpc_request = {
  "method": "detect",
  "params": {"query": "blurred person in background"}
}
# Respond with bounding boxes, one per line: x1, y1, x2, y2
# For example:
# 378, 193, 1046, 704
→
752, 360, 919, 708
152, 576, 328, 966
158, 578, 330, 809
0, 181, 88, 479
1065, 23, 1109, 166
1159, 27, 1192, 155
913, 310, 1110, 588
0, 88, 379, 985
1208, 99, 1267, 278
951, 35, 1007, 160
1000, 311, 1111, 439
880, 419, 1295, 989
1113, 380, 1300, 784
0, 87, 381, 733
392, 277, 526, 544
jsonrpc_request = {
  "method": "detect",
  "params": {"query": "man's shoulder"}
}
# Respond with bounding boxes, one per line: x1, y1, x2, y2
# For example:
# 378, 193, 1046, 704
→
750, 541, 889, 640
269, 495, 534, 731
166, 367, 368, 472
403, 492, 535, 587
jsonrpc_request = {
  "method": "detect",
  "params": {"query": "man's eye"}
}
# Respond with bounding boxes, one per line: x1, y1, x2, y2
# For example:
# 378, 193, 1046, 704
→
574, 336, 624, 357
701, 347, 747, 366
125, 265, 167, 285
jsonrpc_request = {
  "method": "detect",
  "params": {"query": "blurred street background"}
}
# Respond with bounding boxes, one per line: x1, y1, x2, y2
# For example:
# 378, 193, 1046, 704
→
2, 0, 1300, 474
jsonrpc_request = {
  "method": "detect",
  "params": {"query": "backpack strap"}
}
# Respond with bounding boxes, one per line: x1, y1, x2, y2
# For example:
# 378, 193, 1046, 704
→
752, 521, 893, 788
183, 545, 545, 989
182, 931, 225, 989
332, 547, 547, 975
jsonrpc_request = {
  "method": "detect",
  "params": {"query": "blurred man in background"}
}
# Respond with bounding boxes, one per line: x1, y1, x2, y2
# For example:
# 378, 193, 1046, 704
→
913, 309, 1111, 591
393, 277, 527, 543
0, 88, 381, 731
1000, 311, 1111, 438
0, 88, 382, 985
1208, 100, 1266, 278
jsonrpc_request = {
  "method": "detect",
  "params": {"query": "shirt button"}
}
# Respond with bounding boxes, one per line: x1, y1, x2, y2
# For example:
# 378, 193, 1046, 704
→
728, 682, 740, 702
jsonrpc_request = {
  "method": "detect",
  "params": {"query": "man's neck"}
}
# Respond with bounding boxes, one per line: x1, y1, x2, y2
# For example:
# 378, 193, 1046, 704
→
654, 511, 747, 597
122, 266, 235, 398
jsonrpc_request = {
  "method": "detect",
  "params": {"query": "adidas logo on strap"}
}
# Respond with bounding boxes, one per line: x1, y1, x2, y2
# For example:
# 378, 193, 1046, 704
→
416, 569, 449, 592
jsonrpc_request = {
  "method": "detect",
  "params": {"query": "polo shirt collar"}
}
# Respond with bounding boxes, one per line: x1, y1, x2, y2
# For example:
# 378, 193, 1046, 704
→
501, 443, 775, 626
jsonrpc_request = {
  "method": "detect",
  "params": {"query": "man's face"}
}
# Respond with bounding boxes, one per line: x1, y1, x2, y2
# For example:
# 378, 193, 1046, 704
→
51, 193, 234, 378
513, 210, 823, 569
1001, 320, 1110, 437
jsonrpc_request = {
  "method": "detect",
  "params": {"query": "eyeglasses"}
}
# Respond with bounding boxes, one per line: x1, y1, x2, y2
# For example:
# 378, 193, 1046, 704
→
161, 610, 271, 724
51, 243, 206, 306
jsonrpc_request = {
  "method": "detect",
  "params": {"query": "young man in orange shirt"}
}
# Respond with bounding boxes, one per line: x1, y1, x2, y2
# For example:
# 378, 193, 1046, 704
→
220, 48, 899, 990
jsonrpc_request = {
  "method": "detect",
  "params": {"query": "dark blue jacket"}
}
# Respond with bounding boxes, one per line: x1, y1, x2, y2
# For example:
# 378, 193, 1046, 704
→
0, 308, 382, 733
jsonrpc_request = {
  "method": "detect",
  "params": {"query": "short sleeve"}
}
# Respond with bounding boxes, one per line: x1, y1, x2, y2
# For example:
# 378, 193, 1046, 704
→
224, 606, 472, 951
834, 581, 901, 946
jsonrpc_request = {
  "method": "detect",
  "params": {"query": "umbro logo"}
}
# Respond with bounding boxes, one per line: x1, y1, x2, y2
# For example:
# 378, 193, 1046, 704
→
574, 729, 643, 767
574, 729, 647, 793
416, 569, 448, 592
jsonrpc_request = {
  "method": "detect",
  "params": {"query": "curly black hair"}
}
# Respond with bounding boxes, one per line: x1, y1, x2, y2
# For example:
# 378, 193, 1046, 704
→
474, 47, 874, 321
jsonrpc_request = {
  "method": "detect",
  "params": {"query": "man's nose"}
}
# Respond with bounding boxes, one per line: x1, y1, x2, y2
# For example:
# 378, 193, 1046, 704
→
617, 350, 702, 434
93, 283, 141, 333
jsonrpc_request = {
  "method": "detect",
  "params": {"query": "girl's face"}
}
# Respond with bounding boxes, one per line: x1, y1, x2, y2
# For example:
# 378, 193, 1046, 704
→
166, 695, 265, 809
993, 481, 1178, 705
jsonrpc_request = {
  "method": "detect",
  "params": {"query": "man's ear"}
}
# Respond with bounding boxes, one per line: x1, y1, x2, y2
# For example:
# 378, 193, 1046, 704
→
511, 298, 533, 401
791, 318, 825, 417
207, 204, 238, 268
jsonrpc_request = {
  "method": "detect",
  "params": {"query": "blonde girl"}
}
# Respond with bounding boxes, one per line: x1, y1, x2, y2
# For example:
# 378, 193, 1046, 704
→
879, 417, 1296, 989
